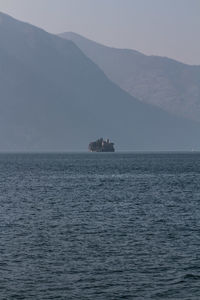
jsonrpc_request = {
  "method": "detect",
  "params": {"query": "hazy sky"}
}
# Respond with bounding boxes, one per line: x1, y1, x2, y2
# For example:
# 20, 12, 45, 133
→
0, 0, 199, 65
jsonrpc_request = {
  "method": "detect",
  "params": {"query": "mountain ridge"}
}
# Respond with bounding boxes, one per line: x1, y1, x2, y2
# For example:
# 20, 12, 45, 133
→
59, 32, 200, 122
61, 32, 200, 66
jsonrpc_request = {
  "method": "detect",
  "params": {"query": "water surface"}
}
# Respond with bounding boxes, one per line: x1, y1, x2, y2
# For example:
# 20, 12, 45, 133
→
0, 153, 200, 299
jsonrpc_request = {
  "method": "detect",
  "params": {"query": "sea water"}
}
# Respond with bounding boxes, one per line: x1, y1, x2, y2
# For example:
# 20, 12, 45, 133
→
0, 153, 200, 299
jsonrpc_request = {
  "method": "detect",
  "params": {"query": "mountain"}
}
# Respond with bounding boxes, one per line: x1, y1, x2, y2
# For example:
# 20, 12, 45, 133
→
60, 32, 200, 122
0, 12, 200, 151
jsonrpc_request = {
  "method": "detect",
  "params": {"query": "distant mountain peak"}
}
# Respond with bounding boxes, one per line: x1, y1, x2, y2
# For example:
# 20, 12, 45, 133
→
59, 32, 144, 56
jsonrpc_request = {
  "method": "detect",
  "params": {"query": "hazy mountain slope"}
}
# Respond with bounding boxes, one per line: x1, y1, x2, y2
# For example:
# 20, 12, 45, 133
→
0, 12, 200, 151
60, 32, 200, 122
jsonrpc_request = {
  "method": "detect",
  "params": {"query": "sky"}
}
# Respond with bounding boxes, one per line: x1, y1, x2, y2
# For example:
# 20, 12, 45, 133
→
0, 0, 199, 65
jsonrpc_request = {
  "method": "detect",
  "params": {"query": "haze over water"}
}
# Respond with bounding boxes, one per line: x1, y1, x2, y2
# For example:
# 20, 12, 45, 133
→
1, 153, 200, 299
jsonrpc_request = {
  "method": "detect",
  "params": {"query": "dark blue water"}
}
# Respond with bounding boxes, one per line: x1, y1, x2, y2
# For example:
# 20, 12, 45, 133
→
0, 153, 200, 299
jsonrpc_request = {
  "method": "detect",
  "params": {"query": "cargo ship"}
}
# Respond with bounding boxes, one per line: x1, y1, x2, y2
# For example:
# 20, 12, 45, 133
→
88, 138, 115, 152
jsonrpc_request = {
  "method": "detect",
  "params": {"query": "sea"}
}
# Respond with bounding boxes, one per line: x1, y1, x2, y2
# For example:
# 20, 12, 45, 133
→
0, 152, 200, 299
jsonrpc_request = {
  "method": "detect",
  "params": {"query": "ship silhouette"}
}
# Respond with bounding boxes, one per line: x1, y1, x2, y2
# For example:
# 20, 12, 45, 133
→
88, 138, 115, 152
